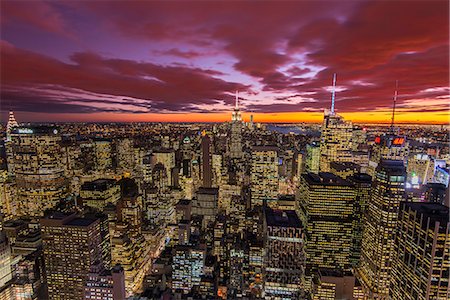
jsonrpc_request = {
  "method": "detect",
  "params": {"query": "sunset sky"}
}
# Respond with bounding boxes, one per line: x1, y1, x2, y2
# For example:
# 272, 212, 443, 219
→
1, 1, 449, 124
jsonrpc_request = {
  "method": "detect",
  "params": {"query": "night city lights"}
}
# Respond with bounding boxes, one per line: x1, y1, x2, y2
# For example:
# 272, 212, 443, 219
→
0, 1, 449, 300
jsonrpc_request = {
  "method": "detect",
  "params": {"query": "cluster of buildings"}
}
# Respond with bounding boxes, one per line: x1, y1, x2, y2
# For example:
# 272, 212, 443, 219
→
0, 88, 448, 300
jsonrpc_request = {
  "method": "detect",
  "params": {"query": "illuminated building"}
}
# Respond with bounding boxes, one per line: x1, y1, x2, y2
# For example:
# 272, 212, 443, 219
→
151, 150, 175, 186
423, 182, 447, 205
79, 179, 120, 210
172, 245, 206, 293
229, 91, 243, 159
211, 154, 223, 187
347, 173, 372, 267
407, 153, 431, 188
250, 146, 279, 207
9, 126, 68, 217
311, 270, 355, 300
116, 138, 135, 174
0, 233, 12, 288
305, 142, 320, 174
356, 160, 406, 298
193, 187, 218, 228
368, 134, 408, 177
94, 139, 113, 171
390, 202, 449, 300
41, 213, 105, 300
319, 76, 353, 172
319, 113, 353, 172
298, 172, 355, 281
218, 184, 240, 213
330, 161, 361, 179
263, 208, 305, 299
85, 265, 126, 300
6, 111, 18, 142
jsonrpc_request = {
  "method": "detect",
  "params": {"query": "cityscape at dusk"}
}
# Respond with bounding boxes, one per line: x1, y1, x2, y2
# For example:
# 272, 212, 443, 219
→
0, 1, 449, 300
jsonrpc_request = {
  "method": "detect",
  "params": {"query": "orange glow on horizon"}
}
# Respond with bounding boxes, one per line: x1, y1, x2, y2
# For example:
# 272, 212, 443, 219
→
15, 110, 450, 125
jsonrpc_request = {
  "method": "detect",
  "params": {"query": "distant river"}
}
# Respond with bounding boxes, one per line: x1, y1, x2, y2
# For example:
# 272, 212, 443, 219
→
268, 124, 320, 136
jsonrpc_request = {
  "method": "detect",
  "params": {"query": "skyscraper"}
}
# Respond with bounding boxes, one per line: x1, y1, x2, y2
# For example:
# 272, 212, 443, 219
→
201, 134, 212, 188
356, 160, 406, 298
319, 114, 353, 172
298, 173, 355, 273
347, 173, 372, 267
41, 213, 105, 300
263, 208, 305, 299
229, 91, 243, 159
319, 75, 353, 172
250, 146, 279, 207
9, 126, 68, 217
390, 202, 449, 300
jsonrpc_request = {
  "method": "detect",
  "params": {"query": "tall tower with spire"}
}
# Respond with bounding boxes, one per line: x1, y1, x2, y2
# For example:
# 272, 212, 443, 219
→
6, 111, 18, 141
229, 91, 243, 159
319, 74, 353, 172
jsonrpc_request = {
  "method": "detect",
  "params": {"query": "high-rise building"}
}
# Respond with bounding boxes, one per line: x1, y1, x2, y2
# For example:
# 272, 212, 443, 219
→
319, 75, 353, 172
201, 135, 212, 188
151, 150, 175, 186
9, 126, 68, 217
263, 208, 305, 299
298, 173, 355, 274
356, 160, 406, 298
172, 245, 206, 294
250, 146, 279, 207
347, 173, 372, 267
368, 134, 408, 177
85, 265, 126, 300
40, 213, 105, 300
193, 187, 219, 228
0, 233, 12, 288
390, 202, 449, 300
79, 179, 120, 210
93, 139, 113, 171
305, 142, 320, 174
229, 91, 243, 159
319, 113, 353, 172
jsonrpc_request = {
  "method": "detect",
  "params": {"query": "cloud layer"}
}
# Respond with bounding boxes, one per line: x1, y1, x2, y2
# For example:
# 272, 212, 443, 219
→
1, 0, 448, 122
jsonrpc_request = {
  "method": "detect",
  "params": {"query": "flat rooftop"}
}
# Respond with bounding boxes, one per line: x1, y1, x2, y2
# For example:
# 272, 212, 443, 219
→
303, 172, 353, 186
265, 208, 302, 228
401, 202, 449, 226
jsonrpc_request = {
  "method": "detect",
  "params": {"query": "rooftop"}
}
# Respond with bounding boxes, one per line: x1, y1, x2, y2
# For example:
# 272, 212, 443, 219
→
303, 172, 353, 186
265, 208, 302, 228
401, 202, 449, 226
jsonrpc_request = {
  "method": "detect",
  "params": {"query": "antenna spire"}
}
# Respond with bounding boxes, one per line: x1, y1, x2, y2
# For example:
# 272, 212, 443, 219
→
390, 80, 398, 130
331, 73, 337, 114
235, 90, 239, 109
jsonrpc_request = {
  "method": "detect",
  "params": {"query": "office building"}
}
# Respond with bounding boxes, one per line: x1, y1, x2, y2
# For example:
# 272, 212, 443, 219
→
305, 142, 320, 174
390, 202, 449, 299
41, 213, 104, 300
172, 245, 206, 293
298, 173, 355, 274
319, 112, 353, 172
250, 146, 279, 207
263, 208, 305, 299
356, 160, 406, 298
85, 265, 126, 300
347, 173, 372, 267
9, 126, 68, 217
79, 179, 120, 210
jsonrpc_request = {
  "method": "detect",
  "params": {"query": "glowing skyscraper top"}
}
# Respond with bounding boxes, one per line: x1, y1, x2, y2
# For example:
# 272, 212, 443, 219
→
331, 73, 337, 115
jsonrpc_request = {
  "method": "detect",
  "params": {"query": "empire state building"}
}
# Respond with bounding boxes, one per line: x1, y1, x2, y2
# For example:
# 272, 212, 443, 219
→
229, 91, 243, 159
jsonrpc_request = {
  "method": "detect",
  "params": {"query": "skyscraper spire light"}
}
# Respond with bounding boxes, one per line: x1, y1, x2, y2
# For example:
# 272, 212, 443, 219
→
235, 90, 239, 110
331, 73, 337, 115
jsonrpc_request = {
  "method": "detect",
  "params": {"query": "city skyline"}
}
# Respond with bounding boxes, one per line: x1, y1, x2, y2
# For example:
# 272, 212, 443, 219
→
1, 1, 449, 124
